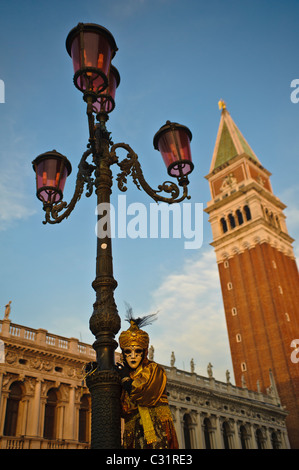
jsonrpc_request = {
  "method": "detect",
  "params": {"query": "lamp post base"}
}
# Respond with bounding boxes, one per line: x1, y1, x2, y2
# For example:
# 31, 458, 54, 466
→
86, 369, 122, 449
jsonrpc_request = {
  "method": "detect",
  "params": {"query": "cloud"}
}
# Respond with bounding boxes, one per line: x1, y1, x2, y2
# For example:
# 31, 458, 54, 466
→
0, 125, 37, 230
146, 248, 233, 382
0, 169, 36, 230
108, 0, 147, 18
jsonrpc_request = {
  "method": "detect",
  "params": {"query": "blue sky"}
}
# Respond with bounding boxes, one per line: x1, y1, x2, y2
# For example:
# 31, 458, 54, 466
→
0, 0, 299, 383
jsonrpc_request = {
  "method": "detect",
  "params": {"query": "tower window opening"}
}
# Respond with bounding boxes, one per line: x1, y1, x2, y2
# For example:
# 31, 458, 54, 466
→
241, 362, 247, 372
228, 213, 236, 229
236, 209, 244, 225
227, 282, 233, 291
232, 307, 237, 316
244, 205, 251, 221
220, 217, 228, 233
236, 334, 242, 342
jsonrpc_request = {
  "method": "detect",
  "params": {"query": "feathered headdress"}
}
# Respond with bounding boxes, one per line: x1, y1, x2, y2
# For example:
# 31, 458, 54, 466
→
119, 303, 157, 350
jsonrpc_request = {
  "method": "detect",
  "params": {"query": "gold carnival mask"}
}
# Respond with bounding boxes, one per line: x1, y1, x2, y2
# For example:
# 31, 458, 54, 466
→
119, 305, 157, 363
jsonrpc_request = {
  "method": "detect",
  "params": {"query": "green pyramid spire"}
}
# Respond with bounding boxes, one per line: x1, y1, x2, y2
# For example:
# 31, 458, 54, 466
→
210, 100, 260, 172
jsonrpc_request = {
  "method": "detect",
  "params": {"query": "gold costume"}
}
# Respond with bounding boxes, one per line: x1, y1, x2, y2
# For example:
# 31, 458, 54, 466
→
118, 310, 179, 449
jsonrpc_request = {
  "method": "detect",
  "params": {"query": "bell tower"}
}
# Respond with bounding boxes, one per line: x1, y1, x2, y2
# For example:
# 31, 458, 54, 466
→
205, 101, 299, 448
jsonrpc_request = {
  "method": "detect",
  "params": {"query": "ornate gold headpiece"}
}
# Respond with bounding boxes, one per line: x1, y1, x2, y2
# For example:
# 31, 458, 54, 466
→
119, 304, 157, 350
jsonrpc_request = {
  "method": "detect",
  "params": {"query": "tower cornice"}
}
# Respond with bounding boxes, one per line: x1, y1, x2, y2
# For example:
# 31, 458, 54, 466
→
210, 218, 295, 252
205, 152, 271, 181
205, 181, 287, 214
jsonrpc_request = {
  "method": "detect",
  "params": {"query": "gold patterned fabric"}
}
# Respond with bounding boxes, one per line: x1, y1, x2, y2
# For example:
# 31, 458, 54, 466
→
121, 359, 179, 449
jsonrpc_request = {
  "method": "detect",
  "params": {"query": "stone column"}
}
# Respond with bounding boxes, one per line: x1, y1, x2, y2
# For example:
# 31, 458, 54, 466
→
25, 379, 41, 437
214, 415, 223, 449
174, 407, 184, 449
196, 414, 205, 449
227, 421, 237, 449
233, 421, 240, 448
38, 390, 47, 439
264, 427, 272, 449
248, 423, 257, 449
65, 386, 76, 441
56, 403, 65, 440
19, 396, 29, 436
189, 414, 198, 449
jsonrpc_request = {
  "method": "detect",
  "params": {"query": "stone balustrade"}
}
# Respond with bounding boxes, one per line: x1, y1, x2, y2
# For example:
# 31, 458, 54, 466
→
163, 365, 282, 407
0, 319, 96, 360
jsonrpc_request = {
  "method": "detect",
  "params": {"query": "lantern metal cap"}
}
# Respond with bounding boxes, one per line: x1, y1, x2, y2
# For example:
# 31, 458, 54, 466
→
66, 23, 118, 58
153, 120, 193, 150
32, 150, 72, 176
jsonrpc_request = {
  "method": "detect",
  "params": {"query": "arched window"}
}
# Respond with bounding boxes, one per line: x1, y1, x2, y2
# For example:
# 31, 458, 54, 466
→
271, 431, 280, 449
79, 394, 90, 443
43, 388, 58, 440
220, 217, 228, 233
269, 212, 275, 226
183, 414, 192, 449
236, 209, 244, 225
240, 425, 248, 449
222, 421, 231, 449
228, 213, 236, 229
244, 205, 251, 221
203, 418, 212, 449
256, 429, 264, 449
4, 382, 22, 436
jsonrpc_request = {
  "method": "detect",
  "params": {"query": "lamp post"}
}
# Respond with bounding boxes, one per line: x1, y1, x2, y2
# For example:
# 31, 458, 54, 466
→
32, 23, 193, 449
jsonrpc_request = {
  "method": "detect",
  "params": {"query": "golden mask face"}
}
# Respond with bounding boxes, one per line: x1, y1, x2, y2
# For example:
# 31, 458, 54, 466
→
123, 345, 144, 369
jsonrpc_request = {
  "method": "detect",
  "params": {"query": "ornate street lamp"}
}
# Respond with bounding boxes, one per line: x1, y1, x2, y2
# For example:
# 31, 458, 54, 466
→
33, 23, 193, 449
32, 150, 72, 205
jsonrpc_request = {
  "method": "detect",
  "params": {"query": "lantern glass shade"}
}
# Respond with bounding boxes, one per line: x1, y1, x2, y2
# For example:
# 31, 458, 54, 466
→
153, 121, 193, 178
32, 151, 72, 204
66, 23, 117, 95
93, 65, 120, 114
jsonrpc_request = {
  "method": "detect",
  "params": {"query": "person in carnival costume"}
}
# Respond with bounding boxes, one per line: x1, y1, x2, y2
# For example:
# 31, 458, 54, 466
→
115, 305, 179, 449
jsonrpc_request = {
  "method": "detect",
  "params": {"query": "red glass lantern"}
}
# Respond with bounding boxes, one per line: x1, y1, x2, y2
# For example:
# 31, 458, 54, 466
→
66, 23, 118, 96
32, 150, 72, 204
93, 65, 120, 114
153, 121, 193, 180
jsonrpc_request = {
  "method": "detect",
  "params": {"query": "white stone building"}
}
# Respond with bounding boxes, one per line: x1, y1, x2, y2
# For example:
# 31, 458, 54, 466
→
0, 316, 290, 449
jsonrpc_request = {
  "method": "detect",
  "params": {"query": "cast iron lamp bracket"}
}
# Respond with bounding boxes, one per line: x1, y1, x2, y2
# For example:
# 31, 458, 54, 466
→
42, 148, 95, 224
111, 142, 190, 204
41, 132, 191, 225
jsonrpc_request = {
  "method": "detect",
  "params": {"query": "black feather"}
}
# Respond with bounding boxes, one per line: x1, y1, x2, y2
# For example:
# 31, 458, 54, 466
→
124, 302, 158, 328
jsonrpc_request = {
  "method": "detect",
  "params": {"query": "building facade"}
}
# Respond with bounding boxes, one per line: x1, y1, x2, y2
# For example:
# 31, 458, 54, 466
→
205, 101, 299, 448
0, 316, 290, 449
